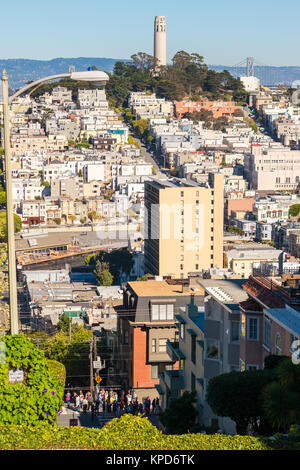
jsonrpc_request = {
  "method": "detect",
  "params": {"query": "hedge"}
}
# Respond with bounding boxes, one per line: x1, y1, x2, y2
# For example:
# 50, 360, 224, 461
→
0, 415, 299, 450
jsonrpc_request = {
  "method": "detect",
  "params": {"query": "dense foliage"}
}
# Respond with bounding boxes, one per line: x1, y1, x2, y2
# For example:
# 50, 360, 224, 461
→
206, 358, 300, 435
27, 327, 112, 389
0, 335, 64, 425
159, 391, 199, 434
289, 204, 300, 218
206, 369, 277, 435
92, 248, 134, 284
25, 51, 247, 111
0, 414, 297, 450
106, 51, 248, 107
0, 212, 22, 242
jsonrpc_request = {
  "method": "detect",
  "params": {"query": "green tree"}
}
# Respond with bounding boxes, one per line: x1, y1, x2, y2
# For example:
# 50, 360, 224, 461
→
0, 213, 22, 242
206, 370, 276, 435
289, 204, 300, 218
136, 273, 153, 281
98, 269, 113, 286
85, 253, 96, 266
262, 359, 300, 433
88, 211, 97, 223
0, 192, 6, 207
57, 313, 72, 333
159, 391, 199, 434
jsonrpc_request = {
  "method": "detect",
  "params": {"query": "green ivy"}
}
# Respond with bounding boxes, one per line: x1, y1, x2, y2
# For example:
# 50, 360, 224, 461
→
0, 335, 64, 426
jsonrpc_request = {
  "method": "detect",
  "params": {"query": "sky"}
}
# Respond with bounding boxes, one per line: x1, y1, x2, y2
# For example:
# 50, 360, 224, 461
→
1, 0, 300, 66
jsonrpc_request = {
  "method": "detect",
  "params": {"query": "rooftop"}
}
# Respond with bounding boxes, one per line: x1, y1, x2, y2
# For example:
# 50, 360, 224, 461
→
264, 305, 300, 337
198, 279, 248, 307
127, 280, 204, 297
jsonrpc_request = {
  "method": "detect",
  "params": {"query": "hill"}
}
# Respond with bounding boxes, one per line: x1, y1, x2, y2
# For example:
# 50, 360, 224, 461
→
0, 57, 125, 90
2, 57, 300, 92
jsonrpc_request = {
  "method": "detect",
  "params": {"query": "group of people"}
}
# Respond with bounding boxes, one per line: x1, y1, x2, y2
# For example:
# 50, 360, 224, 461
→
65, 389, 159, 417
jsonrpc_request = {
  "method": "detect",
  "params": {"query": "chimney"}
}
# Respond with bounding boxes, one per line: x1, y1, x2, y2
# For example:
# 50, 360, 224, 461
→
182, 279, 189, 293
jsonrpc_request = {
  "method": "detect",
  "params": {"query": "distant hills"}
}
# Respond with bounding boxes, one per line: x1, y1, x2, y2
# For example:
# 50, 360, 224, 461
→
0, 57, 124, 91
209, 65, 300, 87
1, 57, 300, 91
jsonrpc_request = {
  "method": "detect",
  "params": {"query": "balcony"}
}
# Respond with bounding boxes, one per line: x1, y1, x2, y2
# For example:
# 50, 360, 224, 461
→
164, 369, 184, 392
166, 341, 185, 363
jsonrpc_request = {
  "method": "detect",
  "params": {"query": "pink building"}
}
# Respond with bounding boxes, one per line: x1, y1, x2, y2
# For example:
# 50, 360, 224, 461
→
239, 276, 300, 370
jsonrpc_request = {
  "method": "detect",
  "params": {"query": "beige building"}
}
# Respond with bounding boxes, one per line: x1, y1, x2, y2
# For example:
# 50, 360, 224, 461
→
226, 247, 283, 278
144, 174, 224, 279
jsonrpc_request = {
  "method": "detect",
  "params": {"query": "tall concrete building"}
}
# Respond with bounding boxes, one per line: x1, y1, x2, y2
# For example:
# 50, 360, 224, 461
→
144, 174, 224, 279
154, 16, 167, 66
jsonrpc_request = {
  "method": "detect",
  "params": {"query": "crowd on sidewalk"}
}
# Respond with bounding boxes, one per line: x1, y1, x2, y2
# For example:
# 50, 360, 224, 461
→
65, 389, 160, 418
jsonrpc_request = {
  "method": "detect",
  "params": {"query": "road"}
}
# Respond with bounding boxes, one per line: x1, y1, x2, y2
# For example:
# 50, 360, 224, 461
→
128, 131, 165, 179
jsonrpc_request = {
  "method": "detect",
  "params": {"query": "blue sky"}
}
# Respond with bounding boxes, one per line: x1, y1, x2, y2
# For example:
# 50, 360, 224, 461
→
1, 0, 300, 66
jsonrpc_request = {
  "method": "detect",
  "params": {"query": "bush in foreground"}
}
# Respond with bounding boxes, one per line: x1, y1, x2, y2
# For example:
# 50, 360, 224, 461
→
0, 335, 64, 426
0, 415, 299, 450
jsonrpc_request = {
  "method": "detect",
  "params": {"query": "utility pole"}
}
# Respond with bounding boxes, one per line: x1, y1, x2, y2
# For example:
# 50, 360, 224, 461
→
2, 70, 18, 335
89, 338, 93, 397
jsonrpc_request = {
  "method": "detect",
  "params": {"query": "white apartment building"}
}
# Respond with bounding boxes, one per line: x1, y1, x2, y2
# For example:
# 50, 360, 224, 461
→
82, 163, 105, 183
244, 144, 300, 191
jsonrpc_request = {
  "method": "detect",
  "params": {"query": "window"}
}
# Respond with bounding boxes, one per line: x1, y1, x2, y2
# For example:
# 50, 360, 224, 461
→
264, 317, 271, 349
152, 304, 174, 321
152, 339, 156, 353
247, 364, 259, 371
206, 340, 219, 360
158, 338, 167, 353
191, 372, 196, 392
180, 323, 185, 341
248, 317, 259, 341
275, 333, 282, 355
191, 334, 196, 364
151, 365, 159, 380
124, 331, 129, 344
231, 320, 240, 343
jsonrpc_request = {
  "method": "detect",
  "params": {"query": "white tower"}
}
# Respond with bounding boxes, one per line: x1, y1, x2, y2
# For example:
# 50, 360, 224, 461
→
154, 16, 167, 66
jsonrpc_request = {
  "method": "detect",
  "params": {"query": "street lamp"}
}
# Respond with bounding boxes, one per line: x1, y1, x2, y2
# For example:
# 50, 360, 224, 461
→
1, 68, 109, 334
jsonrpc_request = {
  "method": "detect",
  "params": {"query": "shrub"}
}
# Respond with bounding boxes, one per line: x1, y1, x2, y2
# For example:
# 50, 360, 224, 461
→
0, 415, 297, 450
0, 335, 64, 426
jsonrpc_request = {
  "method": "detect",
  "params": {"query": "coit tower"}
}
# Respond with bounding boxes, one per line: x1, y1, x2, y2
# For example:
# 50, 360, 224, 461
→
154, 16, 167, 66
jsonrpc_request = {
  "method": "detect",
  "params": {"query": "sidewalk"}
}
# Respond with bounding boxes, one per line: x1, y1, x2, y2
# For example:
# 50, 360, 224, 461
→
57, 405, 164, 430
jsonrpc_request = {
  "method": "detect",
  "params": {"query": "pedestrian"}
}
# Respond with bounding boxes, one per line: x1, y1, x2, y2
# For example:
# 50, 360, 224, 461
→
65, 391, 71, 409
88, 393, 93, 411
138, 402, 144, 415
91, 402, 96, 422
79, 391, 84, 410
82, 397, 88, 413
152, 398, 156, 414
144, 397, 151, 415
75, 394, 80, 412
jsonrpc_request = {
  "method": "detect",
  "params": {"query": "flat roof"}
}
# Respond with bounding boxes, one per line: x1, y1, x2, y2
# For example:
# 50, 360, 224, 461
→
127, 280, 204, 297
198, 279, 248, 306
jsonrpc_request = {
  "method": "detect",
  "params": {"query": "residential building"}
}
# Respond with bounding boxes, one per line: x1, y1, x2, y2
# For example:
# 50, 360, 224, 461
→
144, 174, 224, 279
